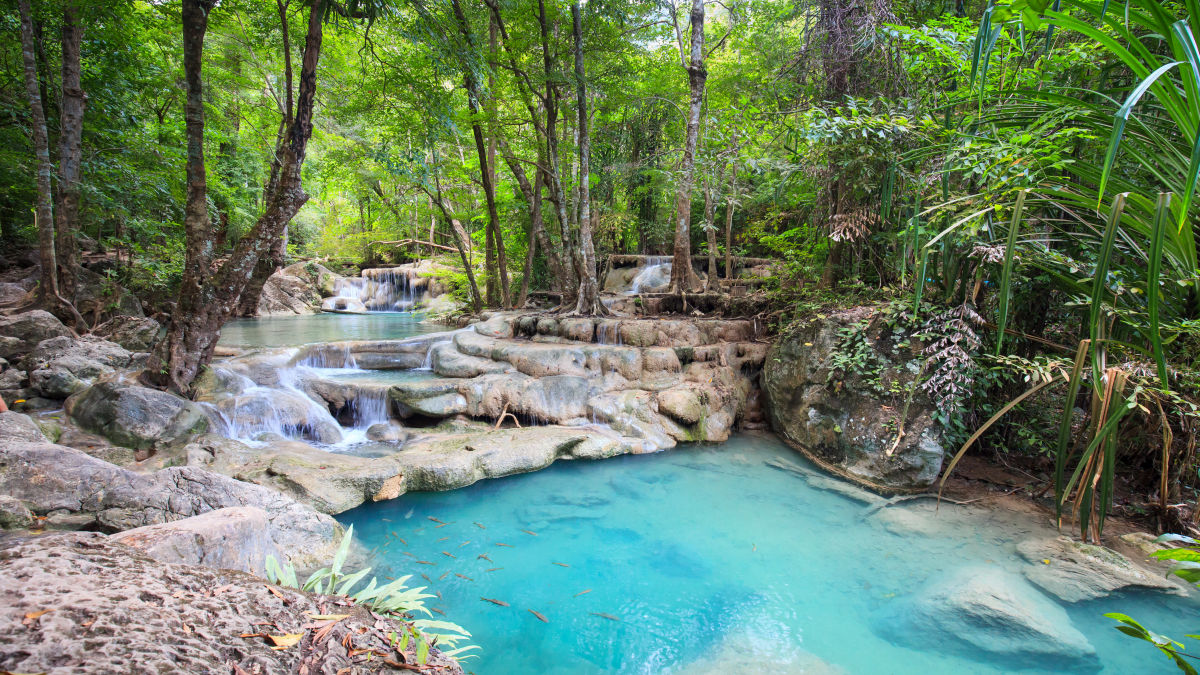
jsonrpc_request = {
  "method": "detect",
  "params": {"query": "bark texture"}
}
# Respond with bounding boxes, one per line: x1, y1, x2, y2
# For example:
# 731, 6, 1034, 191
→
55, 1, 85, 302
18, 0, 58, 306
571, 1, 602, 315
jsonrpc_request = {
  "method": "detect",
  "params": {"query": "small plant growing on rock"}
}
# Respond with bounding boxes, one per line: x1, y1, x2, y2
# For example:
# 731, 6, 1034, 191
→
265, 525, 476, 663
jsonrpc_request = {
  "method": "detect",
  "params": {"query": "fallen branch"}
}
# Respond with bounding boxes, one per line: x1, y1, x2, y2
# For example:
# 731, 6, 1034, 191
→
369, 238, 458, 253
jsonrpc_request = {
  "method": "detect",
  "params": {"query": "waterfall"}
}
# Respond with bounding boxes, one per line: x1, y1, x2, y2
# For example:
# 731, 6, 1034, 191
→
627, 257, 672, 294
330, 267, 430, 312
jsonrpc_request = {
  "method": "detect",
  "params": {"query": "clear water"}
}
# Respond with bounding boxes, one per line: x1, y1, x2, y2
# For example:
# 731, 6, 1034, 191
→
340, 434, 1198, 675
218, 312, 444, 348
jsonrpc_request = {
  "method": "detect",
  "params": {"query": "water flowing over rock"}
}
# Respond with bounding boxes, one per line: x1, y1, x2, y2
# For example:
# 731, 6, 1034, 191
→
322, 261, 453, 313
0, 533, 463, 675
875, 566, 1097, 669
762, 307, 944, 492
65, 380, 208, 452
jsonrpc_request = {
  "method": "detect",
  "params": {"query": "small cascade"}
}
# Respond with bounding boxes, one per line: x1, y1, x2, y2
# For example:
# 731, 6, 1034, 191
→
627, 257, 672, 294
331, 267, 430, 312
595, 321, 623, 346
295, 343, 358, 369
347, 386, 391, 429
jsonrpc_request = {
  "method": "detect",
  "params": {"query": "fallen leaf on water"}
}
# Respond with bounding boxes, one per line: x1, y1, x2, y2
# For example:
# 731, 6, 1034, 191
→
574, 589, 592, 597
553, 562, 570, 567
268, 633, 304, 649
527, 609, 548, 623
590, 612, 620, 622
521, 529, 538, 536
481, 597, 510, 607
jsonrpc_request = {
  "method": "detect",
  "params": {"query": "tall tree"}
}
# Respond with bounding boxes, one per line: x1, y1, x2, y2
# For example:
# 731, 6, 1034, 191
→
144, 0, 328, 393
571, 0, 602, 314
667, 0, 706, 292
17, 0, 59, 309
55, 0, 85, 303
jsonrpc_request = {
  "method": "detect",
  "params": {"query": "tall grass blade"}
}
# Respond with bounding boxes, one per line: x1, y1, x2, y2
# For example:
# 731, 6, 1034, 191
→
1095, 62, 1184, 207
1146, 192, 1173, 386
1087, 194, 1128, 382
995, 189, 1027, 354
1054, 340, 1090, 525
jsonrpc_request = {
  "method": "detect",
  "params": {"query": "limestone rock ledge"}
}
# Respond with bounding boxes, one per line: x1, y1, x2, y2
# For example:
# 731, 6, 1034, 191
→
0, 532, 463, 675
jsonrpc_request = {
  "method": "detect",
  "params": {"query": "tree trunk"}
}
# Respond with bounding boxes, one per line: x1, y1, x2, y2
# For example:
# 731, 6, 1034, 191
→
55, 0, 84, 302
498, 135, 561, 305
537, 0, 578, 300
724, 137, 738, 280
703, 179, 719, 292
18, 0, 59, 307
571, 1, 602, 315
427, 179, 483, 313
144, 0, 323, 394
668, 0, 706, 293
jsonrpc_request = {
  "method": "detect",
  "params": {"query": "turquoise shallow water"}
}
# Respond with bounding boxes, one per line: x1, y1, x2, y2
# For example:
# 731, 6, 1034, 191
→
218, 312, 443, 348
341, 435, 1199, 675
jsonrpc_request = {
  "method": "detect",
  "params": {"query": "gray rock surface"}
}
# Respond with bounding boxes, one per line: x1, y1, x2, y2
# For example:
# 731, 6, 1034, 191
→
763, 307, 944, 492
0, 532, 463, 675
0, 432, 338, 568
66, 380, 208, 451
876, 566, 1096, 668
1017, 536, 1183, 602
91, 315, 163, 351
112, 506, 283, 574
21, 335, 132, 398
185, 434, 406, 514
0, 310, 73, 360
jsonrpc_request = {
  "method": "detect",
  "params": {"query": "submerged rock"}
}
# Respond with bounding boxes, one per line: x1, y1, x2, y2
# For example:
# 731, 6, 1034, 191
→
876, 566, 1096, 668
1016, 536, 1183, 602
762, 307, 944, 492
0, 533, 463, 675
66, 380, 208, 451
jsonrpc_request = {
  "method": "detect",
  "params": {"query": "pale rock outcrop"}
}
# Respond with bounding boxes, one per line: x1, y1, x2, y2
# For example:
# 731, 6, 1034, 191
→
0, 310, 72, 360
1016, 536, 1183, 602
66, 380, 208, 451
111, 506, 283, 574
21, 335, 131, 398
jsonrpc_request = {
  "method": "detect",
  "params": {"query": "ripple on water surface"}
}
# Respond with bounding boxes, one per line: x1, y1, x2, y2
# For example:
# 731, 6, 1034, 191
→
339, 434, 1199, 674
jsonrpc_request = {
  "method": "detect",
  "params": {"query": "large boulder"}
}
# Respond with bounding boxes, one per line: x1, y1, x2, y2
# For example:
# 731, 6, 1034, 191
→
185, 434, 406, 514
763, 307, 944, 492
73, 265, 143, 323
21, 335, 132, 399
0, 430, 338, 568
111, 506, 283, 574
0, 533, 464, 675
0, 310, 72, 360
66, 380, 208, 451
875, 566, 1096, 669
1016, 536, 1184, 602
91, 315, 163, 352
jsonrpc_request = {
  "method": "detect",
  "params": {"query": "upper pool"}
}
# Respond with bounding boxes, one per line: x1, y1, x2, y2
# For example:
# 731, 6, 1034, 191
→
218, 312, 444, 348
340, 434, 1197, 675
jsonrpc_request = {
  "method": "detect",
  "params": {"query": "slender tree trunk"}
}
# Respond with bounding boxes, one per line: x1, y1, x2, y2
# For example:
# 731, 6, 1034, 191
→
703, 177, 719, 291
55, 1, 84, 302
669, 0, 707, 293
538, 0, 578, 300
144, 0, 323, 393
19, 0, 57, 303
498, 135, 561, 305
724, 161, 737, 280
571, 1, 602, 315
427, 176, 482, 313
